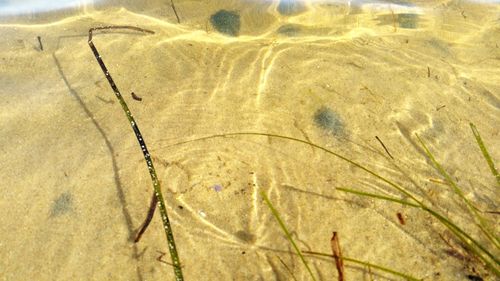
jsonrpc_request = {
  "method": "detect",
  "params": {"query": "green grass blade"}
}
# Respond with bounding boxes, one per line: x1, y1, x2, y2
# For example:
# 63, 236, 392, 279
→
470, 123, 500, 186
339, 188, 500, 273
260, 190, 317, 281
339, 189, 500, 273
88, 26, 183, 280
303, 251, 422, 281
336, 187, 421, 208
164, 131, 500, 276
424, 207, 500, 275
416, 134, 500, 250
166, 132, 424, 206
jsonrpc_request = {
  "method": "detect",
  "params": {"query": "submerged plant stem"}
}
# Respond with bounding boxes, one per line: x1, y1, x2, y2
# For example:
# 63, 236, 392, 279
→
416, 134, 500, 251
470, 123, 500, 186
303, 251, 421, 281
341, 185, 499, 274
88, 26, 183, 281
336, 187, 421, 208
260, 190, 317, 281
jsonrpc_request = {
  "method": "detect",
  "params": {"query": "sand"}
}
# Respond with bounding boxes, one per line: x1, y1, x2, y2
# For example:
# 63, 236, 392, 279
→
0, 0, 499, 280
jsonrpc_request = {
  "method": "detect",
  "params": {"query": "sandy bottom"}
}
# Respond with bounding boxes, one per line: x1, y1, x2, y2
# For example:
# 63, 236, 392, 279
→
0, 1, 499, 280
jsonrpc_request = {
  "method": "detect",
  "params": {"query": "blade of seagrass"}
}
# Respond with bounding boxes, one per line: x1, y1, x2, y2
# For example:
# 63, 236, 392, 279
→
88, 25, 183, 281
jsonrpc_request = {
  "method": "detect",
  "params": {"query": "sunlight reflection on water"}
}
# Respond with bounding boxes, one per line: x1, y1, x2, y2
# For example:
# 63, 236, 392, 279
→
0, 0, 96, 16
1, 0, 498, 17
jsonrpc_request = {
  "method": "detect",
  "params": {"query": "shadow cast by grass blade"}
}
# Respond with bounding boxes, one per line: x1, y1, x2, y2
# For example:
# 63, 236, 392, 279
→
52, 53, 146, 280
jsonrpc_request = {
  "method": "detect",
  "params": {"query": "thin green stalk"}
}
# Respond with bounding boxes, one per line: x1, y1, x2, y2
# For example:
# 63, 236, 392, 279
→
260, 190, 317, 281
416, 134, 500, 249
470, 123, 500, 186
336, 187, 421, 208
166, 132, 424, 206
423, 207, 499, 275
303, 251, 422, 281
88, 26, 183, 280
338, 187, 500, 275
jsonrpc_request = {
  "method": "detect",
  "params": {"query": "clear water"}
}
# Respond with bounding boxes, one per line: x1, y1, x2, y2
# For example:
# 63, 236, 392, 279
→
1, 1, 499, 280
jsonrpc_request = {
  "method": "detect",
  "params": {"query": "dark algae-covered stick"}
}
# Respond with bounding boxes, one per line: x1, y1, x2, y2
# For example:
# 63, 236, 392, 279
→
88, 25, 184, 281
37, 35, 43, 51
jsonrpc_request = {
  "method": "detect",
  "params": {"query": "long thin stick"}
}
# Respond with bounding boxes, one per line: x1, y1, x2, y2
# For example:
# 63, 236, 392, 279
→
375, 136, 394, 159
88, 25, 183, 281
330, 232, 345, 281
37, 35, 43, 51
134, 193, 158, 243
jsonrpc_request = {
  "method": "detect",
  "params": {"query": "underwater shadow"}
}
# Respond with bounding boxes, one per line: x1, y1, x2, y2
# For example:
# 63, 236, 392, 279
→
52, 52, 145, 281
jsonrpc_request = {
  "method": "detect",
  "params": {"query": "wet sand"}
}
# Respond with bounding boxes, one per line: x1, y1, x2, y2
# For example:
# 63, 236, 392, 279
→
0, 1, 499, 280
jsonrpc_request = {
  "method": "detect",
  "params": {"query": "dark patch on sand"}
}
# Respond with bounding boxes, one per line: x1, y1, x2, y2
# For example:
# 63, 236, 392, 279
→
210, 10, 241, 36
313, 106, 346, 138
50, 192, 73, 217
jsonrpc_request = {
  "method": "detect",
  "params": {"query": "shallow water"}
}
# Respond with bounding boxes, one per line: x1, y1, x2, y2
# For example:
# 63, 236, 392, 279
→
0, 1, 499, 280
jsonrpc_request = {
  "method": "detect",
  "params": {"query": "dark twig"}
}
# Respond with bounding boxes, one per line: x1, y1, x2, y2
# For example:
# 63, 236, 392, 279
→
131, 92, 143, 101
436, 105, 446, 111
88, 25, 183, 281
375, 136, 394, 159
134, 193, 158, 242
170, 0, 181, 24
331, 232, 345, 281
277, 256, 299, 281
397, 212, 406, 225
157, 250, 174, 266
157, 251, 168, 264
37, 36, 43, 51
